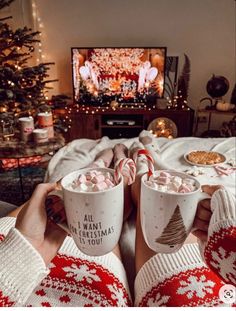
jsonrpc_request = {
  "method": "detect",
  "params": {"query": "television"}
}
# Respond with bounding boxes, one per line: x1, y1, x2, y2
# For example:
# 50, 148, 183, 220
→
72, 47, 166, 106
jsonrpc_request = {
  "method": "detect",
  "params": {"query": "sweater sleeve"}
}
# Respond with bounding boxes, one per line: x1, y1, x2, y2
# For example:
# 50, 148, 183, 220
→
198, 188, 236, 286
0, 227, 49, 307
134, 243, 226, 307
210, 188, 236, 231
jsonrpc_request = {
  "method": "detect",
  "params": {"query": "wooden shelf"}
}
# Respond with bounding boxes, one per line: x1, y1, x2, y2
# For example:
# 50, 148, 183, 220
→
101, 125, 143, 129
66, 106, 195, 140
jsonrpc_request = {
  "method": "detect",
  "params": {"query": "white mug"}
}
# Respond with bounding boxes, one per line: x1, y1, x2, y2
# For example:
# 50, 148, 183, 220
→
140, 170, 201, 254
61, 167, 124, 256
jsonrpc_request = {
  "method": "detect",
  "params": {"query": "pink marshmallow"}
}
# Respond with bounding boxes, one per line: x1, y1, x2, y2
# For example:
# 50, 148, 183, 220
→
93, 181, 108, 191
71, 169, 116, 192
179, 184, 193, 193
160, 171, 171, 178
86, 172, 97, 180
156, 176, 171, 185
91, 174, 105, 184
105, 172, 113, 181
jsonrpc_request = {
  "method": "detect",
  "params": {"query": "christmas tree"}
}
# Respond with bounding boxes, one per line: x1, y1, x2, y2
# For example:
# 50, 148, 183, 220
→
0, 0, 58, 126
155, 205, 187, 247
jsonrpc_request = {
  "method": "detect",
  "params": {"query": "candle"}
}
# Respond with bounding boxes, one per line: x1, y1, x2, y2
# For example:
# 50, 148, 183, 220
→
38, 112, 54, 138
19, 117, 34, 142
33, 128, 48, 144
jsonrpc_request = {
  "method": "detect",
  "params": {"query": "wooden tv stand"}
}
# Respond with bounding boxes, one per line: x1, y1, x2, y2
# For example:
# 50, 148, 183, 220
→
64, 106, 194, 141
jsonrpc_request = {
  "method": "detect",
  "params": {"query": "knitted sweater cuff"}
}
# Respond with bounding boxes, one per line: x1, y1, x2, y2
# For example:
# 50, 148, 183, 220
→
209, 188, 236, 236
134, 243, 204, 305
0, 228, 49, 306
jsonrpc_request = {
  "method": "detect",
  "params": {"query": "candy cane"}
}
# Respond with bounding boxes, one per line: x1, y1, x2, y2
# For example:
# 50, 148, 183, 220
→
114, 158, 136, 185
214, 165, 236, 176
137, 149, 155, 178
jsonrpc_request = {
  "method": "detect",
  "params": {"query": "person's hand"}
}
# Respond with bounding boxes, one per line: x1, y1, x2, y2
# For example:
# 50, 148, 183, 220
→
192, 185, 224, 242
15, 183, 67, 265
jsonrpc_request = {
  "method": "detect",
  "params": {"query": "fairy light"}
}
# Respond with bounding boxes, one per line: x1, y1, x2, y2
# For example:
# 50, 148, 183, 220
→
31, 0, 46, 64
61, 102, 173, 133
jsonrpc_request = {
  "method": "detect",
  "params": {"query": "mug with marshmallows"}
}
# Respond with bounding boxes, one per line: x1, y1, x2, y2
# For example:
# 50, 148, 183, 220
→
140, 170, 202, 254
48, 167, 124, 256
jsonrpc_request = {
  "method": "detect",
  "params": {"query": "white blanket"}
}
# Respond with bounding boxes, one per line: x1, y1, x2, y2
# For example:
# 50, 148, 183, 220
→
46, 136, 236, 196
45, 135, 236, 292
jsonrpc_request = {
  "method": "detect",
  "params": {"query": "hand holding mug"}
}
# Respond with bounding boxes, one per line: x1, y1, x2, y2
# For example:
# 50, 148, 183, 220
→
192, 185, 224, 242
15, 183, 67, 265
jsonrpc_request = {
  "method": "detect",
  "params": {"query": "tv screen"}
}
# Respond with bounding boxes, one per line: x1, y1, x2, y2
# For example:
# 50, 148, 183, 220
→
72, 47, 166, 105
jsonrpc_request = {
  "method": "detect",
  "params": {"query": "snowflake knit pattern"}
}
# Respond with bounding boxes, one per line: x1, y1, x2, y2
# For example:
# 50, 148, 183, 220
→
134, 243, 230, 307
139, 267, 224, 307
25, 255, 131, 307
200, 188, 236, 286
0, 217, 131, 307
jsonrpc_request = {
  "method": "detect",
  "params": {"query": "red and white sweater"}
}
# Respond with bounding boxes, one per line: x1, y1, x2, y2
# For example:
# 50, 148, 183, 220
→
135, 188, 236, 307
0, 188, 235, 307
0, 218, 131, 307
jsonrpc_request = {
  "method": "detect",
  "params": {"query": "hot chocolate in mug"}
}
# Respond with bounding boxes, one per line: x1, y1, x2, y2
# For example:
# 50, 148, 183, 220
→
48, 167, 124, 256
140, 170, 203, 254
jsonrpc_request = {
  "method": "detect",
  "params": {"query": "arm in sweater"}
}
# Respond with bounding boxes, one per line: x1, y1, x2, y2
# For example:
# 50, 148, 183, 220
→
210, 187, 235, 230
199, 187, 236, 286
0, 228, 49, 307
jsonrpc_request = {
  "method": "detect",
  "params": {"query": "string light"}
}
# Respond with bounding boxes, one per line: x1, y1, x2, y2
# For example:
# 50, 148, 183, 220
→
31, 0, 46, 63
60, 98, 190, 132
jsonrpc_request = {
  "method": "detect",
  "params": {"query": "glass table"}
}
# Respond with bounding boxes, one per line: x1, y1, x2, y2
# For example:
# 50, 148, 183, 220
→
0, 133, 65, 202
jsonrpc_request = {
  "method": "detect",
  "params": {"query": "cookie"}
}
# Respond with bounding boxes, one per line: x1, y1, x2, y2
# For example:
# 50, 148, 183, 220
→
187, 151, 224, 165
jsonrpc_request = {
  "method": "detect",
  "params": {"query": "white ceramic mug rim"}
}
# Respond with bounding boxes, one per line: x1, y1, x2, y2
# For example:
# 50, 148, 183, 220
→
141, 169, 201, 196
61, 167, 123, 194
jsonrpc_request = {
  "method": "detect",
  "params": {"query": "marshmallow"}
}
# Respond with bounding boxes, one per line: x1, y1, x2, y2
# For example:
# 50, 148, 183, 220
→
105, 172, 113, 181
160, 171, 171, 178
157, 184, 168, 192
183, 178, 196, 186
91, 174, 105, 184
150, 182, 158, 190
179, 184, 193, 193
172, 176, 182, 188
145, 171, 197, 194
167, 182, 179, 192
156, 176, 171, 185
186, 166, 204, 176
105, 178, 115, 188
78, 183, 88, 191
78, 174, 87, 183
93, 181, 108, 191
71, 169, 115, 192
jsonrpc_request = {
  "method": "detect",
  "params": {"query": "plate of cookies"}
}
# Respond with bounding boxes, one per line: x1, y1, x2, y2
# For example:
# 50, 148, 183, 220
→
184, 150, 226, 167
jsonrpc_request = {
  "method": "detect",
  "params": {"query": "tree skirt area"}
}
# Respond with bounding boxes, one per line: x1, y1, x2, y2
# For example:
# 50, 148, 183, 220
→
0, 167, 46, 206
